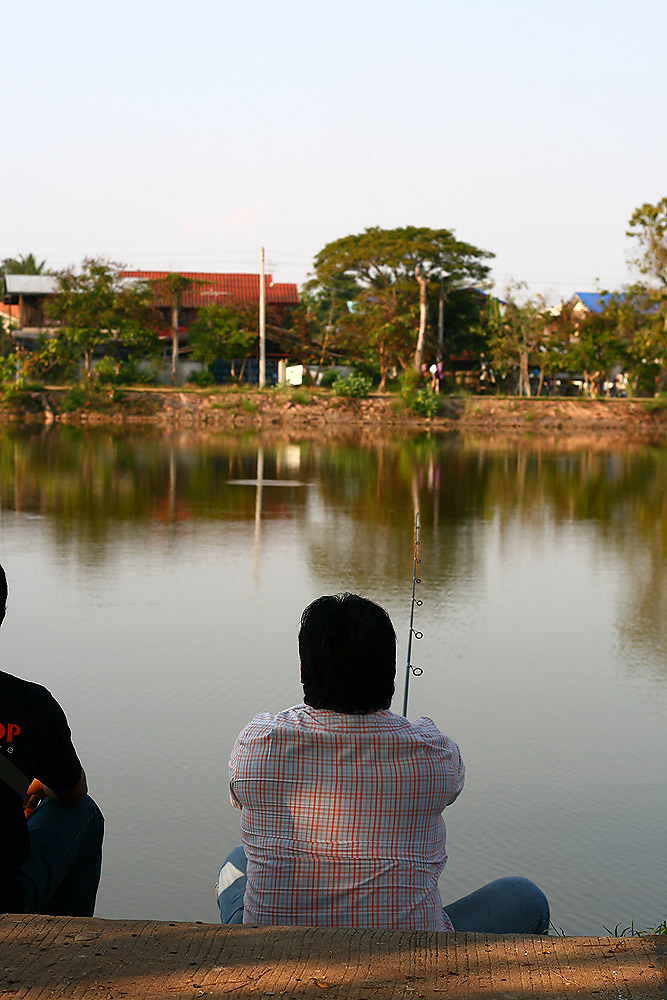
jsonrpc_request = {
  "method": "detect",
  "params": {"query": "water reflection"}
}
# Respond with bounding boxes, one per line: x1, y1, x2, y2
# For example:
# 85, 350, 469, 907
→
0, 425, 665, 932
3, 426, 666, 671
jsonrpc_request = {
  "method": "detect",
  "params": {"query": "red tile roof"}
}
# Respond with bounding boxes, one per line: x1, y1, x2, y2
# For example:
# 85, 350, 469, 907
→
121, 271, 299, 308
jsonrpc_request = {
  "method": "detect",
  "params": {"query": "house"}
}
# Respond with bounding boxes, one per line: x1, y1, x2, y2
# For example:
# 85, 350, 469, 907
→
120, 270, 299, 338
2, 270, 299, 350
570, 291, 618, 317
2, 275, 59, 342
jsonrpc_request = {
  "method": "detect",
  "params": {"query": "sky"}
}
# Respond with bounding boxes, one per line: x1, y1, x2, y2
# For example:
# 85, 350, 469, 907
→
3, 0, 666, 303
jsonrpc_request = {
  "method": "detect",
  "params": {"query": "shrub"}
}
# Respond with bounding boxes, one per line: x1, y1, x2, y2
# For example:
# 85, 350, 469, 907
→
332, 373, 373, 398
408, 387, 439, 419
187, 369, 215, 388
291, 388, 311, 405
319, 368, 339, 388
399, 368, 421, 395
93, 357, 121, 385
0, 356, 17, 383
642, 397, 667, 413
60, 385, 88, 412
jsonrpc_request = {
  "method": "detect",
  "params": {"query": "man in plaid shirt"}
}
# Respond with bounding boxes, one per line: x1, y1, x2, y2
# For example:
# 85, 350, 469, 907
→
217, 594, 549, 933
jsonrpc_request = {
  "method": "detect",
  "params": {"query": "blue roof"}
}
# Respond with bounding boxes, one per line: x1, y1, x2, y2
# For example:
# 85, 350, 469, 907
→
574, 291, 617, 312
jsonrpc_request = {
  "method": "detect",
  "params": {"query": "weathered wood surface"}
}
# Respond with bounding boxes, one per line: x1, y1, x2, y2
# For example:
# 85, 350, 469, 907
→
0, 914, 664, 999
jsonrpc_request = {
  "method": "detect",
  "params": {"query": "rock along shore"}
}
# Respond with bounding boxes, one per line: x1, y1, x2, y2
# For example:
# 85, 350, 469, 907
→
3, 388, 667, 442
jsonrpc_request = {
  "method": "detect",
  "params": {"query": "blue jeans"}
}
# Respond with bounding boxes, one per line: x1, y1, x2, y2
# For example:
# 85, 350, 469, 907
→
19, 795, 104, 916
216, 846, 549, 933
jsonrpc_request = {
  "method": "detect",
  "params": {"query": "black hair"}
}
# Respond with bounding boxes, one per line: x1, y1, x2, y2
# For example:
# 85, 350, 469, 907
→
298, 593, 396, 714
0, 563, 6, 611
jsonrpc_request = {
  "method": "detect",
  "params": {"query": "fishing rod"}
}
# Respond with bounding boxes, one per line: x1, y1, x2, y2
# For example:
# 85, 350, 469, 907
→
402, 510, 424, 717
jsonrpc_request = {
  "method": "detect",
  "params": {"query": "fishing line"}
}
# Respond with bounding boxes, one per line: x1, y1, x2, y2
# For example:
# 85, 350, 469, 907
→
402, 510, 423, 718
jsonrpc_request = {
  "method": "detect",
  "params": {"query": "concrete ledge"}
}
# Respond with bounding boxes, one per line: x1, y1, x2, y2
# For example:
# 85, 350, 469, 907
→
1, 914, 664, 999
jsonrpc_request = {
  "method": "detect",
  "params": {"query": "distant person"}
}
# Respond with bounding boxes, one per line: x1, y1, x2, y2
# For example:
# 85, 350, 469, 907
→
217, 593, 549, 932
0, 564, 104, 915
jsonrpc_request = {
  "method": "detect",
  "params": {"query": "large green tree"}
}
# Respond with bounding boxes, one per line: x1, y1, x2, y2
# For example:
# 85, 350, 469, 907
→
309, 226, 493, 372
47, 258, 156, 377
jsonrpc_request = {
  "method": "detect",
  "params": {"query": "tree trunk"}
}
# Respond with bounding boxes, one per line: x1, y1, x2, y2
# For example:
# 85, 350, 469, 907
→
171, 292, 179, 383
413, 264, 429, 372
519, 347, 531, 397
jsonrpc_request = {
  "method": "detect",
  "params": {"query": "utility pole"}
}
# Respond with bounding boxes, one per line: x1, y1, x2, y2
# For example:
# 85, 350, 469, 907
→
437, 276, 445, 362
259, 246, 266, 388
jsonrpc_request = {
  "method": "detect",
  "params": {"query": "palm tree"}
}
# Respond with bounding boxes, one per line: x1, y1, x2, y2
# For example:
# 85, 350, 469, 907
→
1, 253, 47, 275
154, 273, 197, 383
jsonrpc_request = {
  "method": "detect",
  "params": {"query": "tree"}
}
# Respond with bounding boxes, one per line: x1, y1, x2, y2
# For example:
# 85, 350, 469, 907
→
337, 283, 418, 389
627, 198, 667, 288
561, 309, 629, 397
150, 273, 201, 383
625, 199, 667, 393
309, 226, 493, 372
486, 286, 548, 396
46, 258, 156, 377
299, 271, 361, 375
1, 253, 47, 275
187, 303, 255, 368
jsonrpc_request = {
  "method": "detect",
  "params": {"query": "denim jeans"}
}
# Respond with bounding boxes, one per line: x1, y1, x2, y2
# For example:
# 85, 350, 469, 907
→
443, 876, 550, 934
216, 846, 549, 933
19, 795, 104, 916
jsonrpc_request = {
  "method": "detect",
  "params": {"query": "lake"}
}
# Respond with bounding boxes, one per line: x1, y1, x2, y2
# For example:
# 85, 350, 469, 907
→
0, 424, 665, 935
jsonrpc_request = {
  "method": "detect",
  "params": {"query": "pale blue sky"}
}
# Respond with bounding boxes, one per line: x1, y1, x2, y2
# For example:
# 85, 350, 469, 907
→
4, 0, 665, 301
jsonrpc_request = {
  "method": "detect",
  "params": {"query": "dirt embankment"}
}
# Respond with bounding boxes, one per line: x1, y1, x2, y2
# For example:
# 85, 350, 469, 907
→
3, 388, 667, 441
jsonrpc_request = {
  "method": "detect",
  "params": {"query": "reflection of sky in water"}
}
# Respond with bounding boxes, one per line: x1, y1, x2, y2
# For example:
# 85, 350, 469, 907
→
0, 431, 665, 934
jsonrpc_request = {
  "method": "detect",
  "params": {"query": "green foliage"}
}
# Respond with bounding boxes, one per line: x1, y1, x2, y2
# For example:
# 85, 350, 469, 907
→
0, 356, 16, 383
187, 303, 254, 364
627, 197, 667, 287
485, 286, 547, 396
1, 384, 44, 410
309, 225, 494, 376
21, 338, 79, 383
93, 356, 121, 385
332, 373, 373, 398
290, 388, 311, 405
409, 387, 439, 418
60, 385, 88, 412
1, 253, 47, 275
561, 306, 630, 397
46, 258, 157, 376
399, 368, 420, 395
319, 368, 340, 387
641, 397, 667, 412
187, 368, 215, 387
603, 918, 667, 937
241, 398, 258, 413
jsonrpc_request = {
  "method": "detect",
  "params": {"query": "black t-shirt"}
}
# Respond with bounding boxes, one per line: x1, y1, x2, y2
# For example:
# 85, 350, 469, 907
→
0, 671, 83, 911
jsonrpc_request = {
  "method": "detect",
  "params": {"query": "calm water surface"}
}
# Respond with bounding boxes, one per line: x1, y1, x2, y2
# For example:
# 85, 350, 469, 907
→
0, 426, 665, 935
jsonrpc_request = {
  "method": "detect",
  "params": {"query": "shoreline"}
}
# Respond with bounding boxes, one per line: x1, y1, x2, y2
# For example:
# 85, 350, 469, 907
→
2, 388, 667, 442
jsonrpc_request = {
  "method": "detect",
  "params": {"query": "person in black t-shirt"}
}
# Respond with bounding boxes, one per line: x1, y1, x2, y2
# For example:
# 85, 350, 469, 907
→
0, 564, 104, 915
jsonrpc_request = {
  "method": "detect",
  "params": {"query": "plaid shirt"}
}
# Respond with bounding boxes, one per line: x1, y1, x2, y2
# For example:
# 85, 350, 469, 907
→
229, 705, 465, 930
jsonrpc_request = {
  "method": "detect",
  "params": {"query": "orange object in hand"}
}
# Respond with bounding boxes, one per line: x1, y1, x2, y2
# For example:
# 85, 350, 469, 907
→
24, 779, 45, 819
